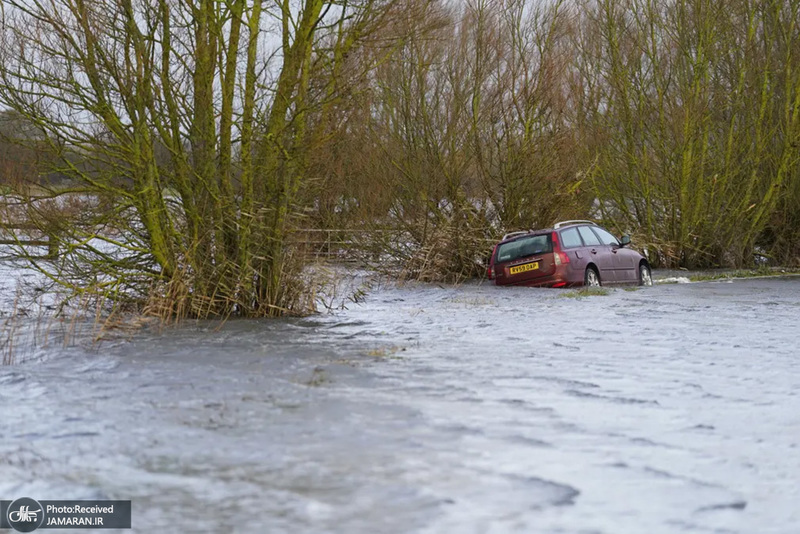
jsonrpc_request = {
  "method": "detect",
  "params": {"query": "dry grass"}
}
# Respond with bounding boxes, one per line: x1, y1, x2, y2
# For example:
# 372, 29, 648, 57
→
360, 220, 494, 284
0, 276, 158, 365
559, 287, 611, 298
1, 297, 92, 365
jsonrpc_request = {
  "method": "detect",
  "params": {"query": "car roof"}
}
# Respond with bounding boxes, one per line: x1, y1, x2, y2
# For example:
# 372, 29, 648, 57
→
499, 221, 598, 243
499, 229, 552, 243
553, 219, 598, 229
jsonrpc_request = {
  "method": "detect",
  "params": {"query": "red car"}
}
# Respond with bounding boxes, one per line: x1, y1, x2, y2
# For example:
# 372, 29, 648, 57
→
487, 220, 653, 287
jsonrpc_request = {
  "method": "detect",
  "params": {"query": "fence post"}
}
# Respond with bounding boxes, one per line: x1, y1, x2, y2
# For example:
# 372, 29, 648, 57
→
46, 230, 59, 260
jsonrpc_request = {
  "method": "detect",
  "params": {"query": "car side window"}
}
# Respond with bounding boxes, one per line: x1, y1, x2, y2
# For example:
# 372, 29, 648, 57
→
592, 227, 620, 246
577, 226, 601, 246
559, 227, 582, 248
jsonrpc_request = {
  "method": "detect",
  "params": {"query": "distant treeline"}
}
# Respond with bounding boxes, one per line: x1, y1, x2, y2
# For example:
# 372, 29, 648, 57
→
0, 0, 798, 316
302, 0, 800, 273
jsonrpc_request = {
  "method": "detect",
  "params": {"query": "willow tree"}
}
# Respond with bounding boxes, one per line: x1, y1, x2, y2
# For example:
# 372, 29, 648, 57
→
309, 0, 583, 282
573, 0, 800, 267
0, 0, 396, 316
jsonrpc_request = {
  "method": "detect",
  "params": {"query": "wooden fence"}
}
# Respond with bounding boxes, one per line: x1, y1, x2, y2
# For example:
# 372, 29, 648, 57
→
0, 223, 59, 259
292, 228, 384, 264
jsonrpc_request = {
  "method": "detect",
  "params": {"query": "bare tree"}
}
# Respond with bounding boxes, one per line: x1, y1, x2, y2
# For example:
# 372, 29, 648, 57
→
572, 0, 800, 267
0, 0, 398, 316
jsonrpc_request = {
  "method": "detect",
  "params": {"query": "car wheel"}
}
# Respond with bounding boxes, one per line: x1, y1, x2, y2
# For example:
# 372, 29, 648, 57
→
584, 266, 601, 287
638, 263, 653, 286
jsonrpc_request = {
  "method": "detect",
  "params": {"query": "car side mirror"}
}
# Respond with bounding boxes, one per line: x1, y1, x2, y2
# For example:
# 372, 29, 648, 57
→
619, 235, 631, 247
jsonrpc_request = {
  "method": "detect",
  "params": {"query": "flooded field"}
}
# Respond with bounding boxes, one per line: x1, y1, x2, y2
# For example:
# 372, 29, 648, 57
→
2, 276, 800, 533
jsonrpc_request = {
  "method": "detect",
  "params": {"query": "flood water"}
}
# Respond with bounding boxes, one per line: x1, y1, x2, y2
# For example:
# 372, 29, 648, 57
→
2, 276, 800, 533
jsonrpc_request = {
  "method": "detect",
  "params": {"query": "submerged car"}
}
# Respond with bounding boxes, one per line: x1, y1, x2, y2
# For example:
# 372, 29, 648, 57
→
487, 220, 652, 287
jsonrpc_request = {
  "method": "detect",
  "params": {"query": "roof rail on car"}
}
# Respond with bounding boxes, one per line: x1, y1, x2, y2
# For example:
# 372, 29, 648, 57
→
553, 220, 597, 229
501, 230, 530, 241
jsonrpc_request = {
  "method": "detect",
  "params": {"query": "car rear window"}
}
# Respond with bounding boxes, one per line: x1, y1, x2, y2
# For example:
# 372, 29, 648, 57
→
495, 234, 552, 263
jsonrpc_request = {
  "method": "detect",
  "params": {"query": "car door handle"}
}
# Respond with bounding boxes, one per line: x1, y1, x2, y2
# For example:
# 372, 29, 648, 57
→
591, 249, 597, 254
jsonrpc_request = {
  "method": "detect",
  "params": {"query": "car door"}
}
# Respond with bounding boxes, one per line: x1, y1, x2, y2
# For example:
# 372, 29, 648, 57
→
592, 226, 636, 282
576, 225, 616, 283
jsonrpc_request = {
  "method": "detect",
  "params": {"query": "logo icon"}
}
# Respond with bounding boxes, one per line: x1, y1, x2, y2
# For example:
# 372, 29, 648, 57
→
6, 498, 44, 532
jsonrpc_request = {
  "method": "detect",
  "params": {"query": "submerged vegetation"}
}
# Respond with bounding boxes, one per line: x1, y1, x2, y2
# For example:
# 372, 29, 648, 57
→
685, 267, 800, 282
0, 0, 799, 317
559, 287, 612, 298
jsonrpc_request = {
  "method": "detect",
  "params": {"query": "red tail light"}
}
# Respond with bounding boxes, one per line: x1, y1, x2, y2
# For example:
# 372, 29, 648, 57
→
487, 245, 498, 280
552, 232, 570, 265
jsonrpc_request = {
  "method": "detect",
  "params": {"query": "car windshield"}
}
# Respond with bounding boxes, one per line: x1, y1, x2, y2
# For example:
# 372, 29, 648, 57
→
495, 234, 552, 263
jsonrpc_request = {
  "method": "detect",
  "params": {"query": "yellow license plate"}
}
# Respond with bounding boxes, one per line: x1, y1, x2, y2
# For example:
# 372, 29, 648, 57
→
509, 262, 539, 275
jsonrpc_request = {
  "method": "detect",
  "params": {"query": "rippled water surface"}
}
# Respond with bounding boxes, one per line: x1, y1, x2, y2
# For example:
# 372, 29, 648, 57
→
2, 276, 800, 533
